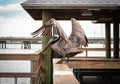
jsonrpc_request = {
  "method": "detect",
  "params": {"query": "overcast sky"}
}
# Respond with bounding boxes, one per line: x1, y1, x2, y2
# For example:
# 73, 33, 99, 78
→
0, 0, 110, 38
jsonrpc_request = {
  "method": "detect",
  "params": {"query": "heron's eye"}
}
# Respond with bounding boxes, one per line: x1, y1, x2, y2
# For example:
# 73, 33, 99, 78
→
53, 36, 58, 41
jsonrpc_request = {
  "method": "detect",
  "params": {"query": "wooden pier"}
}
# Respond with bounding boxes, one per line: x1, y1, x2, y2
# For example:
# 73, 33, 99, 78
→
0, 37, 41, 49
0, 41, 6, 49
21, 0, 120, 83
21, 41, 31, 49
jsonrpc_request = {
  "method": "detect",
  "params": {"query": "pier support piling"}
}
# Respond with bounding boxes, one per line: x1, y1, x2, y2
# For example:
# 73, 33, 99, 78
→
0, 41, 6, 49
113, 19, 119, 59
42, 10, 53, 84
105, 22, 111, 58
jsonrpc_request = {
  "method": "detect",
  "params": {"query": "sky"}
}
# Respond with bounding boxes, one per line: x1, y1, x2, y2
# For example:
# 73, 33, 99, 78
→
0, 0, 113, 38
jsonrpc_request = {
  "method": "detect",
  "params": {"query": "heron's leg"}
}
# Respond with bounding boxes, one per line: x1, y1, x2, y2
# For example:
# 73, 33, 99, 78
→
65, 56, 69, 63
57, 56, 65, 64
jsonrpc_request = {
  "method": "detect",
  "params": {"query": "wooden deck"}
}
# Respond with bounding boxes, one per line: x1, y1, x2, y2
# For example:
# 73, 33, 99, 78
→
53, 59, 79, 84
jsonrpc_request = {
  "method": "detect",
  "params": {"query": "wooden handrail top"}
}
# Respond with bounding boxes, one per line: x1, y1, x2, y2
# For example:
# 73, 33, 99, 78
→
0, 49, 42, 60
0, 55, 41, 60
53, 59, 79, 84
68, 58, 120, 69
0, 72, 37, 77
79, 48, 120, 51
70, 57, 120, 61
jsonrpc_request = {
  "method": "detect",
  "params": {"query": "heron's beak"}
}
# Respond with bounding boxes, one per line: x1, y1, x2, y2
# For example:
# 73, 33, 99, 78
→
41, 37, 55, 53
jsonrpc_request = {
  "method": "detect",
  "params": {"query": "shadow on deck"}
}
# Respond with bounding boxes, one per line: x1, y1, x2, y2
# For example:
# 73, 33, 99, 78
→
83, 76, 120, 84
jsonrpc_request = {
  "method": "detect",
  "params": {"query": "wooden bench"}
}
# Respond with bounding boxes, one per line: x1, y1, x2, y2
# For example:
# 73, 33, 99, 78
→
53, 59, 79, 84
67, 58, 120, 83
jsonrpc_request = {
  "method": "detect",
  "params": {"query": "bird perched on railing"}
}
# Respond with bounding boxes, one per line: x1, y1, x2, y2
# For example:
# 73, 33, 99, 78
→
31, 18, 88, 63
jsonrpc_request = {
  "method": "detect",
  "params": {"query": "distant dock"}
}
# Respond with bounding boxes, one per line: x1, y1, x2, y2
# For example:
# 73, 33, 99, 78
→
0, 37, 119, 49
0, 37, 41, 49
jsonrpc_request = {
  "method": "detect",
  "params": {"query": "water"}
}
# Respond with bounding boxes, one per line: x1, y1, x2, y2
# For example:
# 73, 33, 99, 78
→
0, 44, 119, 84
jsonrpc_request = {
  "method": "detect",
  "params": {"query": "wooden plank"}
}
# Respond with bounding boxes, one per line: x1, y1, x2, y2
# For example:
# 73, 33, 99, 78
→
79, 48, 120, 51
67, 58, 120, 69
0, 55, 39, 60
53, 59, 79, 84
0, 50, 41, 60
53, 59, 72, 71
54, 74, 79, 84
70, 57, 120, 61
0, 72, 37, 77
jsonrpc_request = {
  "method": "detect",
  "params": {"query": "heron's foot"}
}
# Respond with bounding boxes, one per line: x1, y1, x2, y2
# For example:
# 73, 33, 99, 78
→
56, 59, 64, 64
56, 58, 69, 64
56, 57, 66, 64
66, 57, 69, 62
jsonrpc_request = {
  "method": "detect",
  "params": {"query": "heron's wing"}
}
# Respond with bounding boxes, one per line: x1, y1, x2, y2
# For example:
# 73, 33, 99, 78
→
54, 21, 67, 39
31, 18, 67, 39
31, 18, 55, 37
69, 18, 88, 47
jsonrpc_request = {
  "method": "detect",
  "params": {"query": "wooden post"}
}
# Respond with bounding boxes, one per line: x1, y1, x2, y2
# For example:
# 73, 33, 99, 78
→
31, 60, 40, 84
105, 22, 111, 58
113, 19, 119, 59
42, 10, 53, 84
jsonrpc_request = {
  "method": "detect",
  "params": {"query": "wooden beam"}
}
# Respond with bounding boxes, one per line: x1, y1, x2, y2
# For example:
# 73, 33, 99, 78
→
42, 10, 53, 84
113, 19, 119, 59
105, 22, 111, 58
23, 9, 120, 21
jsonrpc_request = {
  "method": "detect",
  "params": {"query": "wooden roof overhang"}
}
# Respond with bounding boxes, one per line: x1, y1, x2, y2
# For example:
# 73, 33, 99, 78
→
21, 0, 120, 23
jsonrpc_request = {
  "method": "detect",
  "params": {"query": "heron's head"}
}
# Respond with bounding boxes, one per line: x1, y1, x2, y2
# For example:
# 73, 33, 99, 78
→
41, 34, 60, 53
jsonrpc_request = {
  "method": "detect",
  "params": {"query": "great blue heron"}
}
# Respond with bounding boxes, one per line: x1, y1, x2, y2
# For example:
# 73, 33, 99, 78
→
31, 18, 88, 63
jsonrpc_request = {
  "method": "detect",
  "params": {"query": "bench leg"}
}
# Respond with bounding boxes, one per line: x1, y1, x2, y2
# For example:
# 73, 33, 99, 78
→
79, 75, 83, 84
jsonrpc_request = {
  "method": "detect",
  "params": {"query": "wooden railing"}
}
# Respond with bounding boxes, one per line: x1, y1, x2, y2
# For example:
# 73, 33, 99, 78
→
0, 50, 42, 84
0, 48, 119, 84
79, 48, 120, 57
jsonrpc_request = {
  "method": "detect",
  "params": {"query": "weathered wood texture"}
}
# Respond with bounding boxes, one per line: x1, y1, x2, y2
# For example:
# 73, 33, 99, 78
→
42, 10, 53, 84
53, 59, 79, 84
67, 58, 120, 69
21, 0, 120, 22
